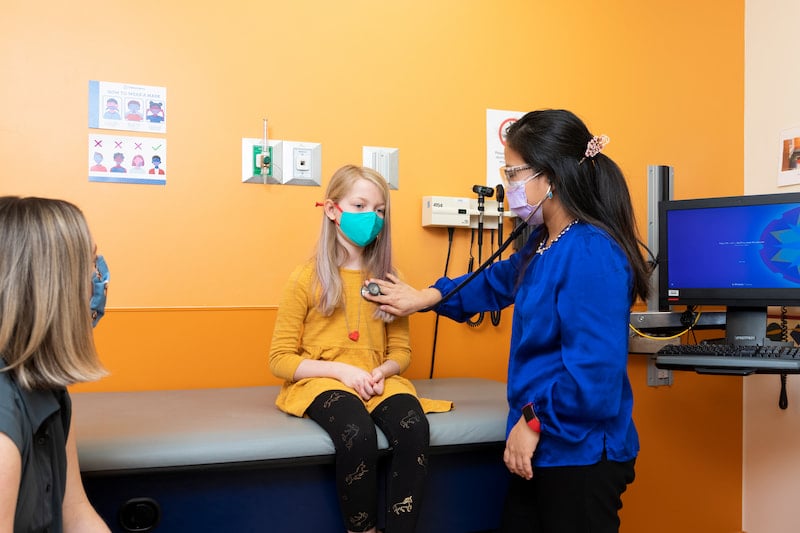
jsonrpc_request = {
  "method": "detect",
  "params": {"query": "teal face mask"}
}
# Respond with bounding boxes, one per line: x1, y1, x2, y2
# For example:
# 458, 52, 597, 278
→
336, 206, 384, 247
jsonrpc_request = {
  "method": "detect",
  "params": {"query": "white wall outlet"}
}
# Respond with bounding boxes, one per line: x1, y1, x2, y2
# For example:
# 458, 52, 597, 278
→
294, 147, 312, 172
363, 146, 399, 190
241, 138, 283, 184
282, 141, 321, 186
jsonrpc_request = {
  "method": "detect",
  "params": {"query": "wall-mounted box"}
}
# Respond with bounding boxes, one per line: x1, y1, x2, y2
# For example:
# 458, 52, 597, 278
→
422, 195, 516, 228
363, 146, 399, 190
422, 196, 471, 227
241, 138, 283, 184
282, 141, 322, 186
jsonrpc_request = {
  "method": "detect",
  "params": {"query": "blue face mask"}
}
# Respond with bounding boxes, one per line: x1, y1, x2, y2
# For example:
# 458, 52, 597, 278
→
91, 255, 109, 327
337, 208, 385, 247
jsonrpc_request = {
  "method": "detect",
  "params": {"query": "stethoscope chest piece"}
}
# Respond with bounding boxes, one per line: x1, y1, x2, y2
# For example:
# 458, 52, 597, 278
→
360, 282, 382, 299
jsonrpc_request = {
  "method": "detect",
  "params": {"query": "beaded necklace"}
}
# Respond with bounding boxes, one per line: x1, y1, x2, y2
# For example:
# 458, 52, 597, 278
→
536, 219, 579, 255
343, 292, 362, 341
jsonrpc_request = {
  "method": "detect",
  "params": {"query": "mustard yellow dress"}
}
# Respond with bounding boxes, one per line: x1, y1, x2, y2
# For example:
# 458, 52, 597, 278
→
269, 261, 452, 417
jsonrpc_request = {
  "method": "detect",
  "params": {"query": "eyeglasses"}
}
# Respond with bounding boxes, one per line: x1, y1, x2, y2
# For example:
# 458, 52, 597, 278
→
500, 164, 533, 181
499, 165, 543, 189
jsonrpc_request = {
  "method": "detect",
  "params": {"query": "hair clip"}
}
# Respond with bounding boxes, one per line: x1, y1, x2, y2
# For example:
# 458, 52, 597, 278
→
315, 201, 325, 207
579, 135, 610, 165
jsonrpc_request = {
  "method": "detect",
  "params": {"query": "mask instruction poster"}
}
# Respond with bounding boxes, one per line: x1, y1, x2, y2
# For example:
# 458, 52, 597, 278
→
88, 80, 167, 134
486, 108, 524, 188
88, 134, 167, 185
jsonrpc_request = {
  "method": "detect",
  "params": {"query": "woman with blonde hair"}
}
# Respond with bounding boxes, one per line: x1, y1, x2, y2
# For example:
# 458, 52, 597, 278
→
270, 165, 451, 533
0, 196, 110, 532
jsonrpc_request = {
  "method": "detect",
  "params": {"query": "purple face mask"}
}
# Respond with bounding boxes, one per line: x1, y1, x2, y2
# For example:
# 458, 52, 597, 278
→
507, 185, 552, 226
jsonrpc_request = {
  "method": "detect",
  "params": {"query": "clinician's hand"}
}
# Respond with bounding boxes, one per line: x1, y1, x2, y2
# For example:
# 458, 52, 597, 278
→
503, 415, 540, 480
363, 273, 442, 317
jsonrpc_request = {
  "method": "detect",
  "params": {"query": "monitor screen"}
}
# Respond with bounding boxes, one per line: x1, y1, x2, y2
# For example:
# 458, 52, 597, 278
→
658, 192, 800, 344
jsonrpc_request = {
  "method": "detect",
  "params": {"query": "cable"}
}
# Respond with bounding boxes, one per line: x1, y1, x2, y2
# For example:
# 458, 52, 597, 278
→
780, 374, 788, 410
422, 216, 531, 312
628, 307, 703, 340
780, 305, 789, 410
490, 229, 502, 326
466, 227, 485, 327
466, 184, 495, 329
429, 227, 455, 379
467, 228, 475, 273
491, 183, 505, 327
639, 238, 657, 266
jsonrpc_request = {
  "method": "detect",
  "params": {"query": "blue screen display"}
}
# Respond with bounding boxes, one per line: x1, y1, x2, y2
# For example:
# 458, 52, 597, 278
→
666, 202, 800, 290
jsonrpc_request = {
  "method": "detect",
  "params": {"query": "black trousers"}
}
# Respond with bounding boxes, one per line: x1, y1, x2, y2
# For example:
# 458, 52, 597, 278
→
306, 390, 429, 533
499, 455, 636, 533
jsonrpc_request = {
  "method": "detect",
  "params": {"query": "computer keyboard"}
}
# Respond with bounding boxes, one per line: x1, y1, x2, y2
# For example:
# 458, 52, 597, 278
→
655, 343, 800, 374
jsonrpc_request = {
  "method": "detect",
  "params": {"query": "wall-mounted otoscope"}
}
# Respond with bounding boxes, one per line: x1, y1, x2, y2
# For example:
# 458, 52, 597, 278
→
491, 184, 505, 326
472, 185, 494, 264
495, 184, 505, 255
471, 185, 494, 196
467, 185, 494, 328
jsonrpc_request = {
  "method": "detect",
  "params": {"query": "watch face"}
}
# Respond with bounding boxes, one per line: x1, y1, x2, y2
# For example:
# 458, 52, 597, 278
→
522, 403, 535, 422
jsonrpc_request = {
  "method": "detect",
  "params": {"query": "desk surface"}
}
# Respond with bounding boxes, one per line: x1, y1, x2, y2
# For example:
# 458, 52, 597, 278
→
72, 377, 508, 472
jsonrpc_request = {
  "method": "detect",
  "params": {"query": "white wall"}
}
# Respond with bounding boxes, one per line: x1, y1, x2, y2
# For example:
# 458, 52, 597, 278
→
744, 1, 800, 532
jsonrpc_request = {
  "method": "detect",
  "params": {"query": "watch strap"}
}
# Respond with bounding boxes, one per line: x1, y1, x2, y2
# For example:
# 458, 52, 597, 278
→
522, 403, 541, 433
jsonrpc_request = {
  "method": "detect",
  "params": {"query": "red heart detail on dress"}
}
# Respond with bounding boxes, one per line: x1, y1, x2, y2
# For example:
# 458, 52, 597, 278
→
348, 331, 360, 342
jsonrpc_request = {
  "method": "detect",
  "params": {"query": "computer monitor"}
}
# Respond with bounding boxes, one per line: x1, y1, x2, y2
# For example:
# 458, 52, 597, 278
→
658, 192, 800, 345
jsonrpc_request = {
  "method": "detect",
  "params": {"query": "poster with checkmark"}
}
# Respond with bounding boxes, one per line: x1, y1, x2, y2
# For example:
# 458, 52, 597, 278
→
88, 134, 167, 185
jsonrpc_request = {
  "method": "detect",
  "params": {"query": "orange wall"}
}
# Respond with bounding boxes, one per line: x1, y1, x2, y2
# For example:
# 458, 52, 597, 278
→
1, 1, 744, 532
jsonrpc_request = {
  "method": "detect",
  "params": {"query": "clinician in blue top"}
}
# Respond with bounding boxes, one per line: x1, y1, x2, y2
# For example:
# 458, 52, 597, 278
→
364, 109, 652, 533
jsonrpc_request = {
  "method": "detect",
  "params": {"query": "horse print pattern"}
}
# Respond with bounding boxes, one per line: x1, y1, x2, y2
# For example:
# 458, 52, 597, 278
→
306, 390, 430, 533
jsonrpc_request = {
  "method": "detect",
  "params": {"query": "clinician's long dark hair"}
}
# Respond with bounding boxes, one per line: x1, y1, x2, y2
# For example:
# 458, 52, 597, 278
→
506, 109, 651, 303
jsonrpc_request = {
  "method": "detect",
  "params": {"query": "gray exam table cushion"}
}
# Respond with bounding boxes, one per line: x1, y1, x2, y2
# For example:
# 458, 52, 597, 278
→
71, 377, 508, 472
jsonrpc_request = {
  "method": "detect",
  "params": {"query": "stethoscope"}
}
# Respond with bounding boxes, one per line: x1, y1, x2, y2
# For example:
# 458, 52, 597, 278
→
419, 186, 551, 310
360, 190, 550, 307
360, 282, 383, 299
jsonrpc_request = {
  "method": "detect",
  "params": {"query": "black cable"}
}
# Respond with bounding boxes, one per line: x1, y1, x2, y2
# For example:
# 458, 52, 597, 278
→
429, 227, 455, 379
679, 305, 696, 328
640, 238, 657, 267
689, 327, 698, 345
490, 183, 506, 327
421, 218, 531, 312
780, 374, 788, 410
467, 228, 475, 273
466, 226, 484, 327
466, 310, 484, 327
780, 306, 789, 410
466, 188, 496, 328
490, 229, 501, 326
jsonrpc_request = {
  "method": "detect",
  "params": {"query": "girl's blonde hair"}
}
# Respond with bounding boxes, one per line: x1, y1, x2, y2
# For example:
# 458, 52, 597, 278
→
314, 165, 395, 321
0, 197, 108, 389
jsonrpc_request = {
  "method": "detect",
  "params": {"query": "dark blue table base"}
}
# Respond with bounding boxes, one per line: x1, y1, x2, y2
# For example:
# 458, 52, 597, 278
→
83, 444, 509, 533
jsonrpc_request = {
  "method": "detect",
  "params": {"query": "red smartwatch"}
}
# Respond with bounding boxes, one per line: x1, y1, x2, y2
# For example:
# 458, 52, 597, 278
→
522, 403, 541, 433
